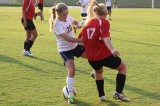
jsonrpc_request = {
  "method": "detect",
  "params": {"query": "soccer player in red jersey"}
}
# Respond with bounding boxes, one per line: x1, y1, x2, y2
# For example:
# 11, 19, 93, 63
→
79, 1, 130, 102
21, 0, 40, 56
35, 0, 44, 20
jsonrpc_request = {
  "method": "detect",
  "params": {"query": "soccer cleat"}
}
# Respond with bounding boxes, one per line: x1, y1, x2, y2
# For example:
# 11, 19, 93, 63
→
91, 72, 95, 79
99, 96, 106, 102
68, 96, 76, 104
22, 50, 34, 57
113, 92, 130, 102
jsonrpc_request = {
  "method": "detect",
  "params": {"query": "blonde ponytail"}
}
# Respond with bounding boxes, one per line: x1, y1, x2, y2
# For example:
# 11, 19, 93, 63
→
85, 1, 108, 25
49, 6, 56, 32
49, 3, 68, 32
85, 1, 97, 25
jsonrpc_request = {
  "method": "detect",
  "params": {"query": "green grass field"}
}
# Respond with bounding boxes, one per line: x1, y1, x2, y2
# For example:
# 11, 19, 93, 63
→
0, 7, 160, 106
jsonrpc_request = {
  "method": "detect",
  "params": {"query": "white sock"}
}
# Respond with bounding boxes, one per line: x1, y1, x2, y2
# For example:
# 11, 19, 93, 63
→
66, 77, 74, 98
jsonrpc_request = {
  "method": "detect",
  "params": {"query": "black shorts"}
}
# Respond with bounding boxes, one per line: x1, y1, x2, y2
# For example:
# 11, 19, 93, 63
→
107, 6, 112, 11
21, 18, 36, 30
88, 55, 121, 70
38, 3, 43, 10
60, 45, 85, 64
81, 13, 87, 17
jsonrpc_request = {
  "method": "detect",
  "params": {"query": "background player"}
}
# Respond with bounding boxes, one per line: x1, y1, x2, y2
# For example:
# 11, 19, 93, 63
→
21, 0, 42, 56
105, 0, 112, 20
35, 0, 44, 20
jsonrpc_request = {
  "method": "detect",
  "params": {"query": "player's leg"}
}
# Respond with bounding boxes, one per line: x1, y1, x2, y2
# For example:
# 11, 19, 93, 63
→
95, 68, 106, 102
114, 61, 129, 102
22, 30, 32, 56
89, 60, 106, 102
103, 55, 129, 102
107, 6, 112, 20
60, 51, 76, 104
65, 59, 76, 104
24, 28, 38, 56
24, 30, 31, 50
22, 19, 36, 56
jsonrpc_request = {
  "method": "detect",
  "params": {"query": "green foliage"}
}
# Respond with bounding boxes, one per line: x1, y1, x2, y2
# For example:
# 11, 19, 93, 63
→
0, 7, 160, 105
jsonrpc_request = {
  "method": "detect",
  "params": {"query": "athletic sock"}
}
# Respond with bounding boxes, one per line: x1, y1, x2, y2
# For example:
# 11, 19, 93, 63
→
24, 41, 28, 49
66, 77, 74, 98
96, 79, 105, 97
25, 40, 34, 51
116, 74, 126, 93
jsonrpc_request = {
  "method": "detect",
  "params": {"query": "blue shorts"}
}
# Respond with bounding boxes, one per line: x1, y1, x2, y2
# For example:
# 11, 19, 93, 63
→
59, 45, 85, 64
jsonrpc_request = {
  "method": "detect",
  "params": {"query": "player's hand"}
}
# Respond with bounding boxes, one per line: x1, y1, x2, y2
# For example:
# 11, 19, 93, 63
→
73, 26, 77, 33
111, 48, 120, 57
34, 13, 38, 20
23, 20, 27, 27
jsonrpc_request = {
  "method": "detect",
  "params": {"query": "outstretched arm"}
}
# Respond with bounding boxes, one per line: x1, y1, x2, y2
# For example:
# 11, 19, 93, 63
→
60, 33, 82, 43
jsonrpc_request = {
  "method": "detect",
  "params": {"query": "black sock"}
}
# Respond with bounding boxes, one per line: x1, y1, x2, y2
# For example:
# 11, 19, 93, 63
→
96, 79, 105, 97
116, 74, 126, 93
25, 40, 34, 51
24, 41, 28, 49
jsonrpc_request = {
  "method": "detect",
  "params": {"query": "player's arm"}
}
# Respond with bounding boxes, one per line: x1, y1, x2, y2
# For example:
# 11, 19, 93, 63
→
101, 20, 119, 57
60, 33, 82, 43
103, 37, 120, 57
73, 20, 82, 29
22, 10, 27, 27
22, 1, 28, 27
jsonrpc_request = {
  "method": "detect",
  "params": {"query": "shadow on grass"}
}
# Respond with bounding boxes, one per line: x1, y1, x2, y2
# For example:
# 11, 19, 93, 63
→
30, 56, 160, 101
31, 56, 63, 66
0, 54, 48, 74
113, 38, 160, 48
1, 54, 160, 101
113, 18, 160, 27
76, 68, 160, 101
76, 99, 94, 106
76, 98, 119, 106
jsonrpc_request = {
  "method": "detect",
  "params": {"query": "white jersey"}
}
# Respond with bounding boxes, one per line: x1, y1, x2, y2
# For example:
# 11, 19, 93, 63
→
78, 0, 89, 13
106, 0, 112, 7
53, 15, 78, 52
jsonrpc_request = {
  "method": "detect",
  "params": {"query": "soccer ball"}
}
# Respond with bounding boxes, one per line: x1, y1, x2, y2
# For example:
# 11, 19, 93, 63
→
62, 86, 77, 100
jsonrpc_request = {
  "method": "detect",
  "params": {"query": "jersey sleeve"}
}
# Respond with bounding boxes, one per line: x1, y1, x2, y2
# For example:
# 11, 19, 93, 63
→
54, 24, 65, 35
100, 20, 110, 38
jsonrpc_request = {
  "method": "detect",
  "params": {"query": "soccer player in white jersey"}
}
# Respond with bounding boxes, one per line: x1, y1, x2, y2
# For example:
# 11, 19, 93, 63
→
49, 3, 87, 104
113, 0, 118, 8
105, 0, 112, 20
76, 0, 90, 18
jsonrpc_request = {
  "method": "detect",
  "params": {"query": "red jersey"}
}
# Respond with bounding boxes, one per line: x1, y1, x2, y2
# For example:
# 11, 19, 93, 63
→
38, 0, 44, 3
22, 0, 35, 20
79, 18, 112, 61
